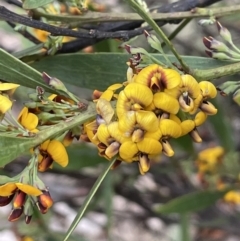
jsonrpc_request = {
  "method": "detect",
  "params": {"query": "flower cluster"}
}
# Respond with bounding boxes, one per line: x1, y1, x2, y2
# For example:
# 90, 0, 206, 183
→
85, 63, 218, 174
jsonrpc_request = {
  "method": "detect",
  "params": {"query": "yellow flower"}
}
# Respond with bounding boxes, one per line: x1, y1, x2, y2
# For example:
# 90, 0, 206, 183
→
224, 191, 240, 204
0, 95, 12, 114
196, 146, 224, 174
18, 107, 38, 132
134, 64, 181, 91
97, 83, 122, 101
38, 140, 69, 171
0, 182, 42, 197
119, 138, 162, 162
116, 83, 153, 117
199, 81, 217, 99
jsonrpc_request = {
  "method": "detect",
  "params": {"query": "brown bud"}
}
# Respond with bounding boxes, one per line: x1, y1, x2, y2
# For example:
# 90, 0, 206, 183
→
111, 160, 122, 170
38, 191, 53, 209
13, 191, 26, 208
0, 195, 14, 207
189, 128, 202, 143
38, 155, 54, 172
8, 207, 24, 222
25, 215, 32, 224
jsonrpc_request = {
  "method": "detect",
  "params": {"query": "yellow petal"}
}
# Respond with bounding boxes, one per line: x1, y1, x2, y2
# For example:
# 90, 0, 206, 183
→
169, 114, 181, 124
139, 154, 150, 173
0, 83, 20, 91
108, 83, 123, 91
47, 140, 69, 167
0, 183, 17, 196
180, 120, 195, 136
137, 138, 162, 155
199, 81, 217, 99
153, 92, 179, 114
135, 64, 162, 87
194, 111, 207, 126
0, 95, 12, 113
41, 139, 51, 151
119, 141, 138, 161
123, 83, 153, 108
160, 119, 182, 138
161, 69, 181, 90
144, 128, 162, 140
18, 107, 28, 121
108, 121, 130, 143
136, 110, 159, 132
99, 89, 114, 101
118, 111, 136, 136
116, 91, 131, 117
181, 74, 201, 99
21, 112, 38, 130
162, 140, 174, 157
16, 183, 42, 196
96, 99, 114, 124
96, 124, 110, 146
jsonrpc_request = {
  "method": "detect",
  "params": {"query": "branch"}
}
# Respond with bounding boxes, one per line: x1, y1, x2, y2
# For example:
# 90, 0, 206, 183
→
33, 5, 240, 24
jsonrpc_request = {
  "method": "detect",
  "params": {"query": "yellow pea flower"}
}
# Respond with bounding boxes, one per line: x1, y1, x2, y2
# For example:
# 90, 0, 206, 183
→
116, 83, 153, 117
224, 191, 240, 204
199, 81, 217, 99
196, 146, 224, 174
18, 107, 38, 132
38, 140, 69, 171
134, 64, 181, 91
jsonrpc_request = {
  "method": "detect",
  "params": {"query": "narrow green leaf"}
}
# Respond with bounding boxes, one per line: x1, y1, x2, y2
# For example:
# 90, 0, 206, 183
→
30, 53, 230, 91
23, 0, 54, 9
155, 189, 229, 214
0, 135, 34, 167
63, 159, 116, 241
0, 48, 53, 92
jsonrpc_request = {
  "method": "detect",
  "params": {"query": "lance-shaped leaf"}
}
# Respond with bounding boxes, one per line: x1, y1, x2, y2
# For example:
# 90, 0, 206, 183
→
0, 48, 53, 92
155, 189, 230, 214
31, 53, 230, 91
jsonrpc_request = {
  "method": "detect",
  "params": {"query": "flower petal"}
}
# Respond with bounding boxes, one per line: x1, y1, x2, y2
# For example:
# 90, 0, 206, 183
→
153, 92, 179, 114
0, 183, 17, 196
0, 83, 20, 91
160, 119, 182, 138
47, 140, 69, 167
0, 95, 12, 113
16, 183, 42, 196
135, 110, 159, 132
137, 138, 162, 155
119, 141, 138, 161
199, 81, 217, 99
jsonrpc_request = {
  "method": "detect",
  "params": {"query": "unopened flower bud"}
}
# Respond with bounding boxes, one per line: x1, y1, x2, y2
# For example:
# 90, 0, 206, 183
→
28, 93, 39, 102
203, 37, 229, 52
105, 141, 120, 158
124, 44, 148, 55
200, 101, 217, 115
0, 195, 14, 207
37, 191, 53, 214
38, 155, 53, 172
8, 207, 24, 222
162, 140, 174, 157
190, 128, 202, 143
13, 191, 26, 208
205, 50, 231, 60
138, 154, 150, 174
144, 30, 162, 52
24, 198, 33, 224
216, 21, 232, 43
42, 72, 68, 92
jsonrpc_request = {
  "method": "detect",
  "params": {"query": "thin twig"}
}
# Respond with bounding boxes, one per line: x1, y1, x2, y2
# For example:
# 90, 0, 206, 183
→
32, 5, 240, 23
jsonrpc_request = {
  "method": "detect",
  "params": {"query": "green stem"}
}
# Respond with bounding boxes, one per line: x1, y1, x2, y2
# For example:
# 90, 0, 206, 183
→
180, 213, 190, 241
32, 5, 240, 23
162, 19, 192, 48
62, 159, 116, 241
13, 43, 44, 59
191, 61, 240, 80
125, 0, 190, 73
